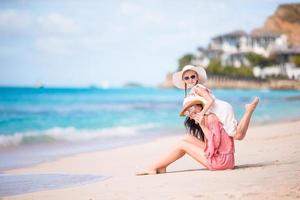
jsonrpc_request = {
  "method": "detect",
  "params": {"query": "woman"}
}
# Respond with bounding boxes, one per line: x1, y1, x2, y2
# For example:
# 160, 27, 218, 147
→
136, 96, 235, 175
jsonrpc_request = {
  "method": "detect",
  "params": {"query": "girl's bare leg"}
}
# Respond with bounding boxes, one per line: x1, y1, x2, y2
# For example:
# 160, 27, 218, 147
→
234, 97, 260, 140
136, 134, 208, 175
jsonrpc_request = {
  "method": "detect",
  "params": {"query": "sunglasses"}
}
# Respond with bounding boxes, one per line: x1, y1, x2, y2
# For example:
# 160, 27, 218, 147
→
183, 75, 197, 81
184, 104, 203, 117
184, 106, 197, 117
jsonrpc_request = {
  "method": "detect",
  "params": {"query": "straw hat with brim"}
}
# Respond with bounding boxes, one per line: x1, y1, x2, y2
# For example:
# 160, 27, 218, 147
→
172, 65, 207, 89
179, 95, 207, 116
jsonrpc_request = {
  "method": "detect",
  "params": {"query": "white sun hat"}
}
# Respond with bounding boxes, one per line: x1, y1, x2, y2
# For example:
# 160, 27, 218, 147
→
172, 65, 207, 89
179, 95, 207, 116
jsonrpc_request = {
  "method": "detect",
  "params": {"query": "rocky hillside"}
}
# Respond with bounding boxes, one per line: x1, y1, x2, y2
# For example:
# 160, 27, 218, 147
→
158, 73, 175, 88
252, 3, 300, 45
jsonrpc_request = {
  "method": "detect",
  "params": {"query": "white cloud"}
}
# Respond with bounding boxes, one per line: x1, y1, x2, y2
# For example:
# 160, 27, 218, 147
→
35, 13, 82, 55
34, 35, 108, 55
0, 10, 33, 36
120, 1, 142, 16
35, 37, 73, 55
0, 9, 80, 37
37, 13, 80, 36
0, 9, 84, 55
119, 1, 166, 30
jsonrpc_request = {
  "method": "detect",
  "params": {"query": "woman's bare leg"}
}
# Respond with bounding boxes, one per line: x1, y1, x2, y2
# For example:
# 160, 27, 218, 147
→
234, 97, 260, 140
136, 135, 208, 175
183, 134, 206, 148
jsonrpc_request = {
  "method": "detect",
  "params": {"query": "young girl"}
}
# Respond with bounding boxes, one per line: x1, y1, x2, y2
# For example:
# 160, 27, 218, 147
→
136, 95, 235, 175
172, 65, 259, 140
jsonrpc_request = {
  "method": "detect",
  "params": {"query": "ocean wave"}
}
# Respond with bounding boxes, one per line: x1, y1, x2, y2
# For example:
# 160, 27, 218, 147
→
0, 123, 159, 147
0, 101, 179, 114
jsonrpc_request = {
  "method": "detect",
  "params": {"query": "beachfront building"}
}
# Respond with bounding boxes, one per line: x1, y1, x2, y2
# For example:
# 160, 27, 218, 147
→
209, 30, 248, 54
252, 46, 300, 79
191, 47, 222, 68
250, 32, 288, 57
190, 30, 300, 80
271, 45, 300, 63
253, 63, 300, 80
286, 64, 300, 80
253, 65, 283, 79
209, 30, 287, 57
221, 52, 251, 67
192, 30, 288, 68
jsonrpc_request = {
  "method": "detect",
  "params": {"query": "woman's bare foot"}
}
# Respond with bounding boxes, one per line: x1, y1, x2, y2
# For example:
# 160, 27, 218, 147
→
157, 167, 166, 173
245, 97, 259, 113
136, 167, 166, 176
136, 170, 157, 176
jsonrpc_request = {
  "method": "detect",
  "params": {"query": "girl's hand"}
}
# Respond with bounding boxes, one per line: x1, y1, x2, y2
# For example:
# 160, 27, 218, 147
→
194, 85, 202, 94
192, 113, 204, 126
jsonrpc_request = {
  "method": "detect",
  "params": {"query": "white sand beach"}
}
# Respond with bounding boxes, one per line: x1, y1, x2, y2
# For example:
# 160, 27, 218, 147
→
2, 120, 300, 200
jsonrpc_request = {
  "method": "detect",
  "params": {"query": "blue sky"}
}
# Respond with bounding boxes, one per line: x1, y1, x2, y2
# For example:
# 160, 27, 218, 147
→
0, 0, 298, 87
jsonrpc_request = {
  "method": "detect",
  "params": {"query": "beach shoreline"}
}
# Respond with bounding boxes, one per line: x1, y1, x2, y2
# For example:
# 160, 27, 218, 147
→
1, 119, 300, 199
0, 126, 183, 172
1, 116, 299, 173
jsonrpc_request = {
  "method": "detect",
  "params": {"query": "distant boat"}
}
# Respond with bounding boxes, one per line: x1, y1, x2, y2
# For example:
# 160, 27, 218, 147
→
100, 80, 110, 89
123, 82, 143, 88
35, 82, 45, 89
88, 84, 98, 89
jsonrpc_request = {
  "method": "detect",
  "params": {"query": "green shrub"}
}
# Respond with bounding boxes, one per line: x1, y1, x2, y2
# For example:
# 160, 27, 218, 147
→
291, 55, 300, 67
246, 52, 276, 67
207, 58, 223, 74
207, 58, 254, 77
178, 54, 194, 71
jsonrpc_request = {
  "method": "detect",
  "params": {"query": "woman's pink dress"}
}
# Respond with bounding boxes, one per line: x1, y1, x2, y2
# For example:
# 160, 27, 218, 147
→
204, 118, 235, 170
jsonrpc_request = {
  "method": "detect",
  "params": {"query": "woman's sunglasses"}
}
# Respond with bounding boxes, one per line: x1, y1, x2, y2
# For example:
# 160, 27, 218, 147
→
183, 75, 196, 81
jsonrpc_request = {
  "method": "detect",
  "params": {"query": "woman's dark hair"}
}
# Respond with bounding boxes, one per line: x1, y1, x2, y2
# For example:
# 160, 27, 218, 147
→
184, 117, 205, 141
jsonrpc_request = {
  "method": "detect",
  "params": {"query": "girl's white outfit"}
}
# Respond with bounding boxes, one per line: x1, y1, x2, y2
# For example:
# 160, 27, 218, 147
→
189, 84, 238, 137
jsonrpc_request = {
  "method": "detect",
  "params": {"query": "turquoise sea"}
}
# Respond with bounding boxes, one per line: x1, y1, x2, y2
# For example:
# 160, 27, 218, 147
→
0, 86, 300, 170
1, 86, 300, 146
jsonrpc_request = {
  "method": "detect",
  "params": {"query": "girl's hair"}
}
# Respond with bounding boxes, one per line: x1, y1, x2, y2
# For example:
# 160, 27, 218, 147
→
184, 116, 205, 142
183, 78, 198, 97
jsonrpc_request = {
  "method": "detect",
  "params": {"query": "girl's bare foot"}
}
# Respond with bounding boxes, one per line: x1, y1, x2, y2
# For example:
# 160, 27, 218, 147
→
245, 97, 259, 113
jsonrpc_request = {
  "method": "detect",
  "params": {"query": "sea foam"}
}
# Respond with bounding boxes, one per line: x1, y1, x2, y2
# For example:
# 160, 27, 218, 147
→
0, 123, 158, 147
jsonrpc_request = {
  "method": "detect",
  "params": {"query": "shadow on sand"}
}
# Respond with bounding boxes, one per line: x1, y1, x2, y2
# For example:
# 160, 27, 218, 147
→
161, 160, 292, 175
